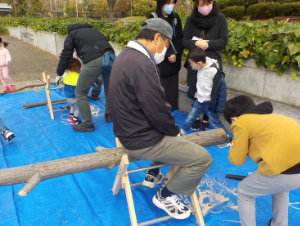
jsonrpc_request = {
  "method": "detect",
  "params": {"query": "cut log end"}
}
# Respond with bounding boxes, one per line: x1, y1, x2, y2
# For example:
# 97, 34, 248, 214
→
18, 190, 27, 196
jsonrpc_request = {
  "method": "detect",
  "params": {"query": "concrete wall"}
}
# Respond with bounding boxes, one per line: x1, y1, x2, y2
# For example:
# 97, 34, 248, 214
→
7, 26, 300, 109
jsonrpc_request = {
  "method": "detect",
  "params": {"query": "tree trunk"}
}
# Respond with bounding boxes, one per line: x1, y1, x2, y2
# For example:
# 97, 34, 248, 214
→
0, 129, 228, 195
107, 0, 116, 22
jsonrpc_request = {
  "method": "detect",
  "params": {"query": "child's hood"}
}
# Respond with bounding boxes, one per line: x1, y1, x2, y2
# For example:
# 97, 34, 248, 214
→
204, 57, 219, 69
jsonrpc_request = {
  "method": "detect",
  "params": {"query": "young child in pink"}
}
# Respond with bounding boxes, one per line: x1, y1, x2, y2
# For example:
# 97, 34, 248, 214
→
0, 37, 14, 92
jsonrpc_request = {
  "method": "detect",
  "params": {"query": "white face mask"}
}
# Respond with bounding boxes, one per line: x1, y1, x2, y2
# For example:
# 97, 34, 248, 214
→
154, 38, 167, 64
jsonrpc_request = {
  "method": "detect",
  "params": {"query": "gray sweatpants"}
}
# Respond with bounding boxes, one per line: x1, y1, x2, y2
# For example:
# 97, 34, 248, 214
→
126, 135, 212, 195
75, 56, 110, 126
237, 171, 300, 226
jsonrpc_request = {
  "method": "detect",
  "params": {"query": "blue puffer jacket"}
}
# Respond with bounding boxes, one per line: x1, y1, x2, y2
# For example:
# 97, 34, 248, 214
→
209, 66, 227, 113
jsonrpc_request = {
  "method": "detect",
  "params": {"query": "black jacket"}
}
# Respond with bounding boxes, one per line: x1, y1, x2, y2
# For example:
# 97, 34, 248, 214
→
56, 23, 113, 76
183, 7, 228, 68
109, 45, 180, 150
148, 11, 184, 77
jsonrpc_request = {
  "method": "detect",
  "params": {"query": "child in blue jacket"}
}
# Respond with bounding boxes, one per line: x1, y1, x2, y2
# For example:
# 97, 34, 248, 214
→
181, 47, 226, 135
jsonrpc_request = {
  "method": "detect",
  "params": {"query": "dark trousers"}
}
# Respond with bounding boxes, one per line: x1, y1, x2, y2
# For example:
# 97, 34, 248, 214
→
160, 73, 179, 111
75, 56, 110, 126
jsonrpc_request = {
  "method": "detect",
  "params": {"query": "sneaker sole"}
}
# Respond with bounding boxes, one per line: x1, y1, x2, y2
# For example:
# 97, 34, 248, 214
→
152, 196, 191, 220
142, 175, 164, 188
142, 180, 155, 188
72, 127, 95, 132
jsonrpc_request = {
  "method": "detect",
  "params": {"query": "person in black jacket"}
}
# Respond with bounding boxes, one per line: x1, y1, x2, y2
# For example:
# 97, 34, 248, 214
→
109, 18, 212, 220
183, 0, 228, 130
56, 23, 114, 132
148, 0, 183, 111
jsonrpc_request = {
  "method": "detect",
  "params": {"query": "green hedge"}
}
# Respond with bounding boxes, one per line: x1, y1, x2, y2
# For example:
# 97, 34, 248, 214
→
224, 19, 300, 79
285, 0, 300, 2
221, 6, 245, 20
0, 17, 299, 78
216, 0, 257, 10
0, 17, 141, 47
247, 3, 281, 19
279, 2, 300, 16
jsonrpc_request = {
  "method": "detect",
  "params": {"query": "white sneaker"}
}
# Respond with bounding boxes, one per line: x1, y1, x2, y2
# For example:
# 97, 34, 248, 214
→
142, 170, 163, 188
152, 189, 191, 220
1, 128, 15, 142
180, 129, 186, 135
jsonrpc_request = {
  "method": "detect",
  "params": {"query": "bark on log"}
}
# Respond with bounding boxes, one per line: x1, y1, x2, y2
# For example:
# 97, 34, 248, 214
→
0, 129, 228, 195
23, 99, 67, 109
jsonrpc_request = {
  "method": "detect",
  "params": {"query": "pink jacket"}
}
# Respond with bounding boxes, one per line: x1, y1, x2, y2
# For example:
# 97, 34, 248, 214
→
0, 46, 11, 66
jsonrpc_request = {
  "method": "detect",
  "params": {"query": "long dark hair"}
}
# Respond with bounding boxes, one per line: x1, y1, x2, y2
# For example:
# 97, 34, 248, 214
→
0, 37, 9, 47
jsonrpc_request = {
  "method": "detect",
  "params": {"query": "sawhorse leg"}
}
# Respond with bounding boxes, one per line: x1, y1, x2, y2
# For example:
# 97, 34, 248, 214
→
112, 139, 138, 226
42, 72, 54, 120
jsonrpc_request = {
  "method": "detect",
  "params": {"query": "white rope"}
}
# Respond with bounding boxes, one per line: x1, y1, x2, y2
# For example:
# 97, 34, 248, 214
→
289, 202, 300, 210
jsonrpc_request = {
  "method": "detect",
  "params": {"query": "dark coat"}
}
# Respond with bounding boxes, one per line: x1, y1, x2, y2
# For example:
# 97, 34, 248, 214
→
56, 23, 113, 76
148, 10, 183, 110
109, 45, 180, 150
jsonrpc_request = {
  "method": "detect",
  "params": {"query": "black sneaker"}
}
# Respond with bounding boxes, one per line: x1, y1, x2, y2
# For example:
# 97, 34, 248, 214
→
201, 120, 209, 131
1, 128, 15, 142
142, 170, 163, 188
152, 189, 191, 220
91, 95, 100, 101
72, 123, 95, 132
105, 113, 112, 123
191, 118, 200, 131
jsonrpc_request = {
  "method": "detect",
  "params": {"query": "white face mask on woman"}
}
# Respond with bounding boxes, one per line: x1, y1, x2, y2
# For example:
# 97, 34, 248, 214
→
162, 4, 175, 15
154, 38, 167, 64
198, 4, 213, 16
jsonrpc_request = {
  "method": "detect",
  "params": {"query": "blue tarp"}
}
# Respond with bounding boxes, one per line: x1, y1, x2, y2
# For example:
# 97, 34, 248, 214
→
0, 88, 299, 226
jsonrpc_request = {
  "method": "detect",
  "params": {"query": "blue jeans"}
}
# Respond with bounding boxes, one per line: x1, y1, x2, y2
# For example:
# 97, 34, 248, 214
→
182, 100, 226, 133
0, 118, 5, 132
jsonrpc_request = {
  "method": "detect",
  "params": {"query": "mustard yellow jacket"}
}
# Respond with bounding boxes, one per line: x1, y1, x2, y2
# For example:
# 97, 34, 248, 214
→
229, 113, 300, 176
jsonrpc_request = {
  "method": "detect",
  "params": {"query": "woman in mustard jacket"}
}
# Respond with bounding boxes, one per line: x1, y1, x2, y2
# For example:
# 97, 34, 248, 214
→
224, 95, 300, 226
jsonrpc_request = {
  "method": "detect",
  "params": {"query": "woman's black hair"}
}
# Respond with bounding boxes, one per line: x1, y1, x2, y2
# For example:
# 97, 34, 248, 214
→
156, 0, 177, 11
194, 0, 214, 7
187, 47, 206, 63
223, 95, 256, 124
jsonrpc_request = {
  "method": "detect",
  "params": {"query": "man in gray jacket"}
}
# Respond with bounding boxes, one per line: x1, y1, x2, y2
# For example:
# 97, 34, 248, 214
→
56, 23, 114, 132
109, 18, 212, 220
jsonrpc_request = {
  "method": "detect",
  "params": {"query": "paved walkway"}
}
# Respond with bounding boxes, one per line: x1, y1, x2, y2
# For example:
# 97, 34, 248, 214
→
1, 35, 58, 90
1, 35, 300, 123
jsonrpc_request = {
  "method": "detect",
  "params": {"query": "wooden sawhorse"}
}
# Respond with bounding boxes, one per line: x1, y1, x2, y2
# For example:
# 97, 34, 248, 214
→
112, 138, 205, 226
42, 72, 68, 120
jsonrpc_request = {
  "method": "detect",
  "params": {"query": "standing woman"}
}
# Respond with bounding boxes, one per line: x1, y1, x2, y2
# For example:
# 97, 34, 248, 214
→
148, 0, 183, 111
183, 0, 228, 130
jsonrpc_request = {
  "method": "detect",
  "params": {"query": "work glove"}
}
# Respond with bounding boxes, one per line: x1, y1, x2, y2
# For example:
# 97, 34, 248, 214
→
55, 75, 62, 86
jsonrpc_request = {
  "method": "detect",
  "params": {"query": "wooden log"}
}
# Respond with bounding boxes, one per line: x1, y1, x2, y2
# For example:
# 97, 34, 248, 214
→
0, 129, 228, 195
23, 99, 67, 109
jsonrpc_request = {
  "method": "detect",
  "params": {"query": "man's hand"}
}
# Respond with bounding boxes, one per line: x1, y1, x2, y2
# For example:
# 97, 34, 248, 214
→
168, 54, 176, 63
55, 75, 62, 86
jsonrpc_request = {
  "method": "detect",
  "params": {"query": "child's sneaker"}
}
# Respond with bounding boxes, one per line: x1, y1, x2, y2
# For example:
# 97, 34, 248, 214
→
1, 128, 15, 142
152, 189, 191, 220
2, 86, 9, 93
68, 113, 74, 122
180, 129, 186, 135
70, 116, 80, 125
9, 84, 16, 91
191, 118, 200, 131
142, 170, 163, 188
